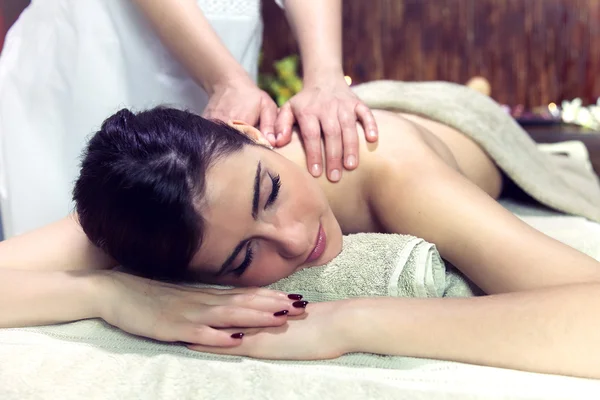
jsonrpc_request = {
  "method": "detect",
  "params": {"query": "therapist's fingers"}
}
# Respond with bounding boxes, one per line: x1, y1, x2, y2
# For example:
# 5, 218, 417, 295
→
274, 102, 295, 147
356, 103, 379, 143
259, 95, 278, 145
297, 114, 323, 177
321, 117, 344, 182
338, 107, 359, 170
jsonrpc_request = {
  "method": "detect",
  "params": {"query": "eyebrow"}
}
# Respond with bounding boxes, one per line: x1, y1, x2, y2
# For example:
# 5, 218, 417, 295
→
252, 162, 261, 220
215, 161, 261, 276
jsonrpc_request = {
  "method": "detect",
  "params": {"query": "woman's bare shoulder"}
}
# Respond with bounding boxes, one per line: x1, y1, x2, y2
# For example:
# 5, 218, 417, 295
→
274, 111, 428, 234
0, 215, 116, 271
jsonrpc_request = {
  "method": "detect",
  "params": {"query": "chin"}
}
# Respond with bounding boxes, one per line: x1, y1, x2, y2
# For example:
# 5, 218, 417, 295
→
325, 226, 343, 263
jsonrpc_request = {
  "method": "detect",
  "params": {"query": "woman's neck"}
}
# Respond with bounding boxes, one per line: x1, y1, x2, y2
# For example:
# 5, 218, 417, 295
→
274, 128, 381, 234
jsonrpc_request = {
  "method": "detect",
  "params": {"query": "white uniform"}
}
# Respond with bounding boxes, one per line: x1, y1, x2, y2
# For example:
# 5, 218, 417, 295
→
0, 0, 283, 238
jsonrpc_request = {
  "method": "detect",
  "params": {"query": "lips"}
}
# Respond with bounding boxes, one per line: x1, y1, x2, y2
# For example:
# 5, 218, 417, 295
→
305, 224, 327, 264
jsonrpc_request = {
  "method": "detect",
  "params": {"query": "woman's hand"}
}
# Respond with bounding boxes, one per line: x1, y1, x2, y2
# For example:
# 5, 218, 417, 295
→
203, 77, 279, 142
274, 77, 379, 182
188, 301, 353, 360
97, 271, 306, 347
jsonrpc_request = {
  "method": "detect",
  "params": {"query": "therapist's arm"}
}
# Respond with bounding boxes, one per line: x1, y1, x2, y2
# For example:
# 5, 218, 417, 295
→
131, 0, 278, 136
275, 0, 378, 182
281, 0, 344, 88
131, 0, 246, 94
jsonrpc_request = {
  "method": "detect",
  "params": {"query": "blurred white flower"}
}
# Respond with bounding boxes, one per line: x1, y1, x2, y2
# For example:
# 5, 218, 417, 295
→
561, 98, 600, 129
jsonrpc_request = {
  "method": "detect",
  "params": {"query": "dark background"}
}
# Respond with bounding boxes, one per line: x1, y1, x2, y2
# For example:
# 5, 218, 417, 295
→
261, 0, 600, 108
2, 0, 599, 108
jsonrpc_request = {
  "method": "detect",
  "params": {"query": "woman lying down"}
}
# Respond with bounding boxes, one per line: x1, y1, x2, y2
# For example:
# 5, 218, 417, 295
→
1, 103, 600, 379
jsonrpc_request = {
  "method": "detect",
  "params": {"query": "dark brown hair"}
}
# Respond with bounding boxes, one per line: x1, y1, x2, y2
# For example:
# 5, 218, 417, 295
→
73, 107, 256, 280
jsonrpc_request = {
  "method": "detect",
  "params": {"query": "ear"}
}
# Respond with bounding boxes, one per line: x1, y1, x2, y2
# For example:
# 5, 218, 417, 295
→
227, 120, 273, 149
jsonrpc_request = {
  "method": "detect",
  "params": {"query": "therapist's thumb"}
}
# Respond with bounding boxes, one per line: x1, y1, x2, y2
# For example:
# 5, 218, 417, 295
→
274, 102, 295, 147
259, 96, 278, 145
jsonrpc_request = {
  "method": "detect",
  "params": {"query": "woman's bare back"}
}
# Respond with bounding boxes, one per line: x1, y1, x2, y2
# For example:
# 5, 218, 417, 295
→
275, 109, 503, 233
278, 108, 600, 295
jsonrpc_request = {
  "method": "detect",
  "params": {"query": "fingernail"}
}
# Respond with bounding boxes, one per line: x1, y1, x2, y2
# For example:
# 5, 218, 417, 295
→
274, 310, 289, 317
346, 155, 357, 168
369, 129, 377, 138
330, 169, 341, 181
267, 133, 276, 143
293, 301, 309, 308
288, 294, 303, 300
231, 332, 244, 339
276, 132, 283, 141
311, 164, 321, 176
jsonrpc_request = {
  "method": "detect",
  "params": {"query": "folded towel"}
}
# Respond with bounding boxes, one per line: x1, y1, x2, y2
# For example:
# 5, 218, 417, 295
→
353, 80, 600, 222
267, 233, 475, 301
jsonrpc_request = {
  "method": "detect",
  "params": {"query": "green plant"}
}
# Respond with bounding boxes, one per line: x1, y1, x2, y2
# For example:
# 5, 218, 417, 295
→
258, 54, 303, 106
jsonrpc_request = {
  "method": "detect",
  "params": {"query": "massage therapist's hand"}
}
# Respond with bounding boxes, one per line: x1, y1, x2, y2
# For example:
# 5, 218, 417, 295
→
274, 76, 379, 182
202, 76, 279, 141
188, 301, 353, 360
98, 271, 306, 347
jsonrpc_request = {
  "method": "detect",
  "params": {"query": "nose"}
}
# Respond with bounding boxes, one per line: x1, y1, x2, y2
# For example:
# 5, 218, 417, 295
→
274, 221, 308, 259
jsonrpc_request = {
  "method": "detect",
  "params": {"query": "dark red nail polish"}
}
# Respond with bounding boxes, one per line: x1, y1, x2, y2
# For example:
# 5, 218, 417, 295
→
288, 294, 303, 300
274, 310, 289, 317
231, 332, 244, 339
292, 301, 308, 308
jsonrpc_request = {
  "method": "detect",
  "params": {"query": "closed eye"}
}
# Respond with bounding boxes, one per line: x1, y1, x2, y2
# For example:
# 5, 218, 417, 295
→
228, 173, 280, 278
265, 173, 281, 209
231, 241, 253, 277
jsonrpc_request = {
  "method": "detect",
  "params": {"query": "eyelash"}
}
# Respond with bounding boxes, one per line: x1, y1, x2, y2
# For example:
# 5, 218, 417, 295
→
265, 173, 281, 209
232, 242, 253, 277
231, 173, 281, 277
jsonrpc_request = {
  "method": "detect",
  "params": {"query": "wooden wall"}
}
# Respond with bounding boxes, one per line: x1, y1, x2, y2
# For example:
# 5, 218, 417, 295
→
261, 0, 600, 108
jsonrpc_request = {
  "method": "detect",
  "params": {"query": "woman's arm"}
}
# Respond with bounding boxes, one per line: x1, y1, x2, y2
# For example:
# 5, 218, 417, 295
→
0, 266, 307, 346
0, 215, 115, 271
0, 216, 115, 326
346, 284, 600, 378
0, 268, 105, 328
0, 218, 306, 345
189, 284, 600, 379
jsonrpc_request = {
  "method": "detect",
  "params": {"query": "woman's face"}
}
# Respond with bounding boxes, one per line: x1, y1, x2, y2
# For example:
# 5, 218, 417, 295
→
189, 137, 343, 286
